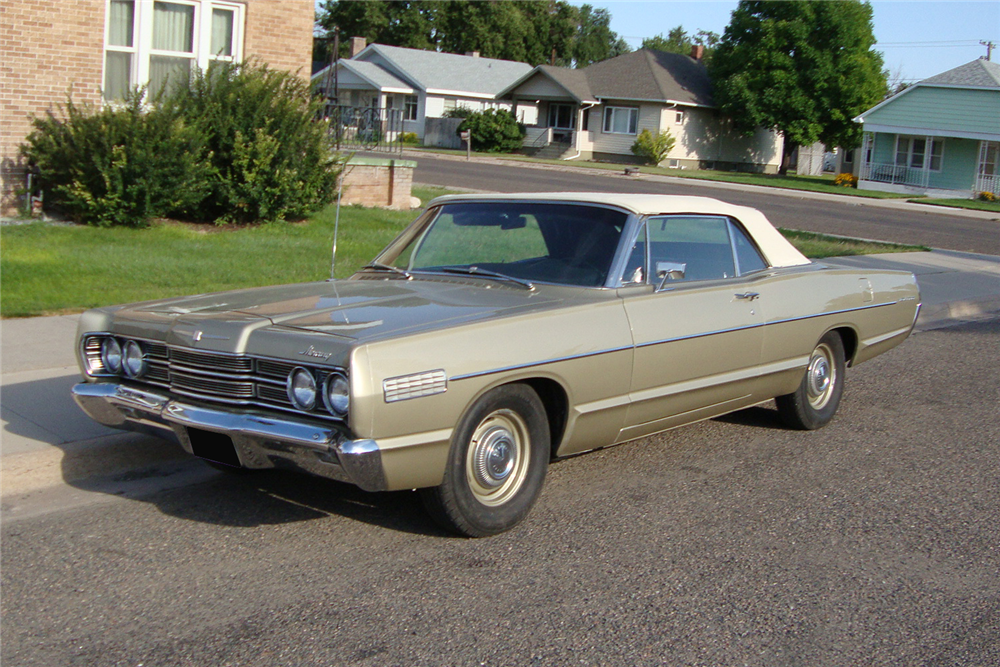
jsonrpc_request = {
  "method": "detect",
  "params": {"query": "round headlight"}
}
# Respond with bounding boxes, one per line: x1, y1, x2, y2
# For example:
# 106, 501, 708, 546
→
101, 338, 123, 374
287, 367, 317, 411
324, 373, 350, 416
122, 340, 147, 378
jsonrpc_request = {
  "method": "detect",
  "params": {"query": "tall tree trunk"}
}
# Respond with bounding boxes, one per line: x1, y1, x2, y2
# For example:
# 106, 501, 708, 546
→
779, 136, 795, 176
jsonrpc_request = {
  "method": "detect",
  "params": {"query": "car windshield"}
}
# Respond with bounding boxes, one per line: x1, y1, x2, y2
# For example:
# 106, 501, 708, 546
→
382, 202, 629, 288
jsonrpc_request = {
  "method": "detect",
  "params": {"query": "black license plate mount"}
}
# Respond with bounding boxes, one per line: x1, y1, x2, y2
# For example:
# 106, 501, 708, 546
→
188, 427, 242, 468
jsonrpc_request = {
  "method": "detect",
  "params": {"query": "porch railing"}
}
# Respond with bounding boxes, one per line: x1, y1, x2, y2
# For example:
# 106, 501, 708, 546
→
977, 173, 1000, 195
319, 104, 404, 154
860, 161, 931, 188
524, 126, 553, 149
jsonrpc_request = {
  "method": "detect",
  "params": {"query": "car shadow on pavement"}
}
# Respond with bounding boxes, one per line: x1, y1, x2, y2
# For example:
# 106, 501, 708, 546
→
713, 404, 788, 430
70, 462, 452, 537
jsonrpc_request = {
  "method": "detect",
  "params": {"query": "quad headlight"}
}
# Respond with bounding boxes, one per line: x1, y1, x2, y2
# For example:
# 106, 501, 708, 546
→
287, 367, 318, 411
101, 337, 123, 374
324, 373, 350, 416
122, 340, 147, 378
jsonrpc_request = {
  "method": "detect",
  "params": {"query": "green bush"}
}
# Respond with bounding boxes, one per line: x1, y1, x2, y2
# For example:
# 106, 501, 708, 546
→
167, 61, 342, 224
457, 109, 525, 153
630, 129, 676, 166
400, 131, 419, 145
21, 89, 210, 227
444, 106, 475, 119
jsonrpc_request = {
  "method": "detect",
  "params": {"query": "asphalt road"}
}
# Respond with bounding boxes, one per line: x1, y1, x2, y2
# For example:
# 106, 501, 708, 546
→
410, 155, 1000, 256
3, 316, 999, 666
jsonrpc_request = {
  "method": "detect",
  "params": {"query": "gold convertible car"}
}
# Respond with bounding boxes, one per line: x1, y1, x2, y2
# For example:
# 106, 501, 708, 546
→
73, 193, 920, 536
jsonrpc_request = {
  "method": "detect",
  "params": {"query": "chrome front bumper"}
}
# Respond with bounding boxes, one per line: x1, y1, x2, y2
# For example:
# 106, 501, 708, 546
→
72, 382, 387, 492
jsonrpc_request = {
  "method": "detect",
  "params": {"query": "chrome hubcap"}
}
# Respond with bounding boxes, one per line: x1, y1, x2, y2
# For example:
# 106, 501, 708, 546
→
466, 409, 529, 506
473, 427, 516, 488
806, 343, 836, 409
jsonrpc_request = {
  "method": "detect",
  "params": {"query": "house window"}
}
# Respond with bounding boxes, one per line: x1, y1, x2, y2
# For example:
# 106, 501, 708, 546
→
843, 149, 854, 164
103, 0, 244, 101
675, 110, 684, 125
895, 136, 943, 171
443, 98, 457, 113
603, 106, 638, 135
405, 95, 418, 121
980, 142, 999, 176
547, 103, 576, 130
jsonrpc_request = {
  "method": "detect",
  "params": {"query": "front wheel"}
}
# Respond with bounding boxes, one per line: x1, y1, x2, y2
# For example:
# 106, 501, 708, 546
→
421, 384, 550, 537
776, 331, 846, 430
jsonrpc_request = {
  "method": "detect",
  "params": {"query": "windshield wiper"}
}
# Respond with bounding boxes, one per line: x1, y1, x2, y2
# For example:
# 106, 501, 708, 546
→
435, 266, 535, 291
361, 262, 412, 279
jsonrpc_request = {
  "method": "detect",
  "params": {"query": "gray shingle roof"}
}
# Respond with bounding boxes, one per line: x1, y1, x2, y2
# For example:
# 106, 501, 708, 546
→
500, 49, 714, 107
339, 60, 413, 91
921, 59, 1000, 88
583, 49, 714, 106
363, 44, 534, 96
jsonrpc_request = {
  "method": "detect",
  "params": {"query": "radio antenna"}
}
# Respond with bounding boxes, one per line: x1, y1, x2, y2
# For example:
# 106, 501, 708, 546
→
330, 168, 345, 280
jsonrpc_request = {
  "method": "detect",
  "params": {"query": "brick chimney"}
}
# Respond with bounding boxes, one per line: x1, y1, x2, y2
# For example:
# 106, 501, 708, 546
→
690, 44, 705, 61
350, 36, 367, 58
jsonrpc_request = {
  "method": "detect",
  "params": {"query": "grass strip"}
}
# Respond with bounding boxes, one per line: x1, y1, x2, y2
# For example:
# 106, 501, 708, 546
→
913, 198, 1000, 213
0, 187, 924, 318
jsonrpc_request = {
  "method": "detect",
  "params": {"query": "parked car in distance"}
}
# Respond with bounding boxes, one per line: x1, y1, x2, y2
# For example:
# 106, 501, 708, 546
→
73, 193, 920, 536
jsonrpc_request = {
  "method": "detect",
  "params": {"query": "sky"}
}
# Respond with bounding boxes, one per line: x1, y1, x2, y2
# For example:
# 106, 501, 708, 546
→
577, 1, 1000, 83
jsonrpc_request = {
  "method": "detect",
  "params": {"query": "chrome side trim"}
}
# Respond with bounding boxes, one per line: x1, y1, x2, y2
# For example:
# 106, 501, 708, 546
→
450, 344, 633, 382
450, 301, 900, 382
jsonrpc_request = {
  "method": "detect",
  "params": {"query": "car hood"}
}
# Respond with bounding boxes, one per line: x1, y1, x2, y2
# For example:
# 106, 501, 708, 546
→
114, 276, 565, 347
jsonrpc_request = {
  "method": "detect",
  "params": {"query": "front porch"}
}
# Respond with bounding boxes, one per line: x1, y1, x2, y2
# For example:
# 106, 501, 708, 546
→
858, 132, 1000, 198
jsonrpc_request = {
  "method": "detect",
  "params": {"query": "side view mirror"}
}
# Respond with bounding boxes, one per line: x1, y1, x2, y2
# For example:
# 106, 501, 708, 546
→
656, 261, 686, 290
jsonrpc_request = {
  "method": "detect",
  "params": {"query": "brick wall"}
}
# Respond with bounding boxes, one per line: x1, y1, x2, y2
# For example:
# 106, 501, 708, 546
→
0, 0, 314, 217
1, 0, 105, 216
243, 0, 313, 80
341, 159, 417, 211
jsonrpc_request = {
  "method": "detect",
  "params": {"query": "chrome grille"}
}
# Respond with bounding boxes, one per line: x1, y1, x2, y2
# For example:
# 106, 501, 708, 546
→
170, 372, 255, 399
171, 348, 252, 373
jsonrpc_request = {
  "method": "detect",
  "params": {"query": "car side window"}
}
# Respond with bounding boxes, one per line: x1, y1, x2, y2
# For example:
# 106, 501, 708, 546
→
647, 216, 735, 283
730, 223, 768, 275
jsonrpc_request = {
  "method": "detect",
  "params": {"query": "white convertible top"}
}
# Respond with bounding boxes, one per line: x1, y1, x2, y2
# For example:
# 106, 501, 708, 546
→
428, 192, 811, 269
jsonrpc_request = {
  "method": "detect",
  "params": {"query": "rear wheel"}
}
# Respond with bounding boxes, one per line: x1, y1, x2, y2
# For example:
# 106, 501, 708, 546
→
421, 384, 550, 537
776, 331, 846, 430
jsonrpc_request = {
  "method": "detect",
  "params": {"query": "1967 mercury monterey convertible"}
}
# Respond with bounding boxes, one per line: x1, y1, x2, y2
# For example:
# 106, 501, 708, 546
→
73, 193, 920, 536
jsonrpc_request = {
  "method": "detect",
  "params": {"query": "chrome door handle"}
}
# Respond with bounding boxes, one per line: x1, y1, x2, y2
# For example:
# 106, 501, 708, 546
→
735, 292, 760, 301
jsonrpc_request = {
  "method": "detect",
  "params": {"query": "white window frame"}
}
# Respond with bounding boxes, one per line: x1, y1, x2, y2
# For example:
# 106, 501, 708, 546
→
602, 106, 638, 135
675, 110, 684, 125
895, 135, 944, 172
103, 0, 245, 101
404, 95, 418, 121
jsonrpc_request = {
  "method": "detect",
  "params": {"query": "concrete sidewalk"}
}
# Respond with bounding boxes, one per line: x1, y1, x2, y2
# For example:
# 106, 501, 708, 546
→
3, 250, 999, 505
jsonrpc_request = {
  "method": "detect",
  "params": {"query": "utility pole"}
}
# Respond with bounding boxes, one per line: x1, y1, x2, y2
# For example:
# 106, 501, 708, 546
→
981, 40, 996, 61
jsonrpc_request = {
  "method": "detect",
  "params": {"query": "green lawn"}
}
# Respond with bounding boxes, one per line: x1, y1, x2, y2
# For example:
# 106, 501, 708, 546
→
0, 186, 924, 318
778, 229, 927, 259
914, 198, 1000, 213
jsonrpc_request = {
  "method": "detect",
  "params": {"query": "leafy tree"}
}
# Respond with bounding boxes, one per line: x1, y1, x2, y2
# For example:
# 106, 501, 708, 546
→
709, 0, 886, 174
316, 0, 629, 67
572, 4, 631, 67
642, 26, 719, 61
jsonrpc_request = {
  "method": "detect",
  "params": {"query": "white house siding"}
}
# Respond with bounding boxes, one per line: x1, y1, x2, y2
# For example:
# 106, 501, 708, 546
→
515, 74, 572, 100
591, 102, 660, 156
672, 107, 780, 171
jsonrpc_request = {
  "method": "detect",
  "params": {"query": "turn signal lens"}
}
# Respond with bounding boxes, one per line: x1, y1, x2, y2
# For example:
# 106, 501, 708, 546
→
287, 367, 317, 411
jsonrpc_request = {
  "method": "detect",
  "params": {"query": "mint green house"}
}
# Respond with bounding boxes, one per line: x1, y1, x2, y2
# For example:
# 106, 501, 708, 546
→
853, 59, 1000, 198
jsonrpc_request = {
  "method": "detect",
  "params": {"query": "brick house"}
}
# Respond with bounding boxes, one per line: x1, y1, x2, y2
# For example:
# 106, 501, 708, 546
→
0, 0, 313, 217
